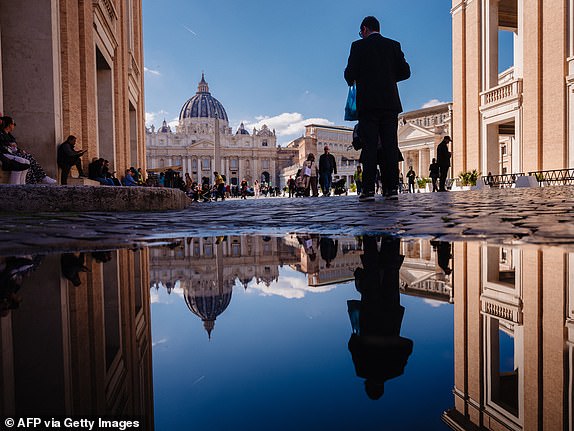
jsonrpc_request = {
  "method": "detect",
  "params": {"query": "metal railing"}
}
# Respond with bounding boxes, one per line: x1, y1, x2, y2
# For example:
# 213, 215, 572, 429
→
528, 168, 574, 185
480, 173, 525, 188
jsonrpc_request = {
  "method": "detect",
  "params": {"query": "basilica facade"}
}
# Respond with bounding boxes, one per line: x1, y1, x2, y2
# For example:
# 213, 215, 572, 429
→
146, 75, 297, 186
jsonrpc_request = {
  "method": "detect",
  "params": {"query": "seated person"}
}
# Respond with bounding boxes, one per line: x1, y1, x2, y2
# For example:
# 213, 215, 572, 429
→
88, 158, 115, 185
122, 169, 138, 186
0, 116, 30, 184
57, 135, 86, 185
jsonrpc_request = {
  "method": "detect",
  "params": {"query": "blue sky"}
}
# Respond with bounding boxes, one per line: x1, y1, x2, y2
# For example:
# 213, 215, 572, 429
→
142, 0, 453, 145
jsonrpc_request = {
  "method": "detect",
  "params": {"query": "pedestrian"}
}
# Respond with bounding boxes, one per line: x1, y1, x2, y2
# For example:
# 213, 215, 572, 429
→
240, 178, 248, 199
302, 153, 319, 197
57, 135, 86, 185
437, 136, 451, 192
398, 172, 404, 193
287, 176, 296, 197
429, 158, 440, 192
185, 173, 193, 191
354, 164, 363, 195
254, 179, 260, 198
406, 166, 416, 193
213, 171, 225, 201
318, 145, 337, 196
344, 15, 411, 201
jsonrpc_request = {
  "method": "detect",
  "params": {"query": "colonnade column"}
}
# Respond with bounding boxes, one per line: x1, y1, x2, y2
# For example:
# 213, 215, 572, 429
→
483, 0, 499, 90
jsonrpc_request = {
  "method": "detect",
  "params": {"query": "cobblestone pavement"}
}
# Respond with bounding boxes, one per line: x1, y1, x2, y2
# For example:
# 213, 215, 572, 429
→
1, 186, 573, 254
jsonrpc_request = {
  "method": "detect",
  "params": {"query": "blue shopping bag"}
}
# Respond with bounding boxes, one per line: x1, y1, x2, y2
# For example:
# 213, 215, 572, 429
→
344, 84, 358, 121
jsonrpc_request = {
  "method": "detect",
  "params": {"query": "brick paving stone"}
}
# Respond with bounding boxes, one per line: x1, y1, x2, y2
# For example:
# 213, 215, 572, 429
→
0, 186, 573, 254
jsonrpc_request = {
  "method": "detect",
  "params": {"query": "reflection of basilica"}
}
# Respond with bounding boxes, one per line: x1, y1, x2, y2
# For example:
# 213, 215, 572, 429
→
149, 236, 300, 337
443, 244, 574, 431
150, 236, 454, 337
0, 250, 153, 428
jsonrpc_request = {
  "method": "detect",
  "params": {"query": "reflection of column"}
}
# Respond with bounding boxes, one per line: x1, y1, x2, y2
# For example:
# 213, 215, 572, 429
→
0, 250, 153, 427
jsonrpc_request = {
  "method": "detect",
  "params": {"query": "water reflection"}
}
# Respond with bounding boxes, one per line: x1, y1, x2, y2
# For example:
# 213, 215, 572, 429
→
0, 250, 153, 429
347, 236, 413, 400
7, 234, 574, 430
442, 244, 574, 431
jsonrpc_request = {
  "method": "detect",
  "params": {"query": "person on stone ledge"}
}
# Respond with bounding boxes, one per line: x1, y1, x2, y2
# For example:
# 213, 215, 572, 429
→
347, 236, 413, 400
57, 135, 86, 185
60, 253, 90, 287
0, 116, 57, 185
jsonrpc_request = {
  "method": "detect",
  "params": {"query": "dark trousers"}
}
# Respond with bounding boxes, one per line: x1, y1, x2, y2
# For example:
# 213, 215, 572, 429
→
359, 111, 399, 195
320, 171, 332, 195
431, 177, 438, 192
439, 166, 449, 191
59, 157, 84, 185
215, 183, 225, 200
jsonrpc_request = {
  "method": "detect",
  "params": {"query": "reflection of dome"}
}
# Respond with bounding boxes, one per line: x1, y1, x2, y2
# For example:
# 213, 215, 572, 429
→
184, 283, 233, 338
179, 74, 228, 122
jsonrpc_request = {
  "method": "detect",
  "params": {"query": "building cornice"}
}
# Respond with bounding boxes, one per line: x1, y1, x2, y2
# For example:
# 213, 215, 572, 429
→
451, 0, 474, 16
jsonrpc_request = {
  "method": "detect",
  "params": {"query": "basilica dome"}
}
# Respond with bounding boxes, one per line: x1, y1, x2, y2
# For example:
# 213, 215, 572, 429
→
179, 74, 228, 122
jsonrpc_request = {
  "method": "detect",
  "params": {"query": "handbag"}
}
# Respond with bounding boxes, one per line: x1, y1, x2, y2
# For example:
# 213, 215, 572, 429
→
344, 84, 358, 121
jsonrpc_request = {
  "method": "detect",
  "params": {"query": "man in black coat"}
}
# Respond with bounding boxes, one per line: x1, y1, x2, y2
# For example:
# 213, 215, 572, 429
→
344, 16, 410, 202
436, 136, 452, 192
318, 145, 337, 196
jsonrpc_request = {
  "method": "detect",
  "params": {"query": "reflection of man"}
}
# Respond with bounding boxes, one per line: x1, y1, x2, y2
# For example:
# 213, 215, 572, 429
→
431, 240, 452, 275
319, 237, 338, 268
61, 253, 90, 287
347, 236, 413, 399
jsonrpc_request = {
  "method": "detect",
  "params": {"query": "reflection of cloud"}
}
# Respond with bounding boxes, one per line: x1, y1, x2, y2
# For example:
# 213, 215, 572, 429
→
150, 289, 160, 304
423, 298, 446, 308
149, 282, 185, 304
421, 99, 448, 108
249, 275, 336, 299
152, 338, 168, 347
183, 25, 197, 36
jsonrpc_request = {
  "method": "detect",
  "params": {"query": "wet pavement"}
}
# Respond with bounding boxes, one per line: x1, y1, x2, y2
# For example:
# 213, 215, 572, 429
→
1, 186, 573, 254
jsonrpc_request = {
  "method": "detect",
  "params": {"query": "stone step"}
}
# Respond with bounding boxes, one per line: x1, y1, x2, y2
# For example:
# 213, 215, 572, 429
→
66, 177, 101, 186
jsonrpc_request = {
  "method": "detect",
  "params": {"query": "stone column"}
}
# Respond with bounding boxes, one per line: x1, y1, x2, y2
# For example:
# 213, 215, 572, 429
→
483, 0, 499, 90
0, 0, 63, 177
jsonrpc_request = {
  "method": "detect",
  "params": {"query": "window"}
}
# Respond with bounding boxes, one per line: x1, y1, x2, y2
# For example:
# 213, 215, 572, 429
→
202, 158, 210, 170
262, 159, 270, 169
501, 145, 507, 156
192, 158, 198, 169
230, 158, 239, 169
262, 140, 268, 147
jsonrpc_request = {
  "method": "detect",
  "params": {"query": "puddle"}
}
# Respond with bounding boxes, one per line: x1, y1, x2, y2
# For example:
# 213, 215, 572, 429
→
0, 234, 570, 430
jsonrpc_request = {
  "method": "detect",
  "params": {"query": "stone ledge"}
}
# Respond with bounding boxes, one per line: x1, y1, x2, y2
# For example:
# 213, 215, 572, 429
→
67, 177, 101, 186
0, 184, 190, 212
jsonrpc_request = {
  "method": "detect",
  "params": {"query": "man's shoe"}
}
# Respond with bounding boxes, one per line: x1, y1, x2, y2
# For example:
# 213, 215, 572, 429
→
385, 189, 399, 200
358, 192, 375, 202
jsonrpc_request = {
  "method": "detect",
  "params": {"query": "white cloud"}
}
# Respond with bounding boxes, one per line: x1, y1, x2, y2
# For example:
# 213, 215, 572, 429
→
421, 99, 448, 109
239, 112, 334, 145
145, 110, 170, 127
183, 25, 198, 36
423, 298, 447, 308
144, 67, 161, 76
167, 117, 179, 130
